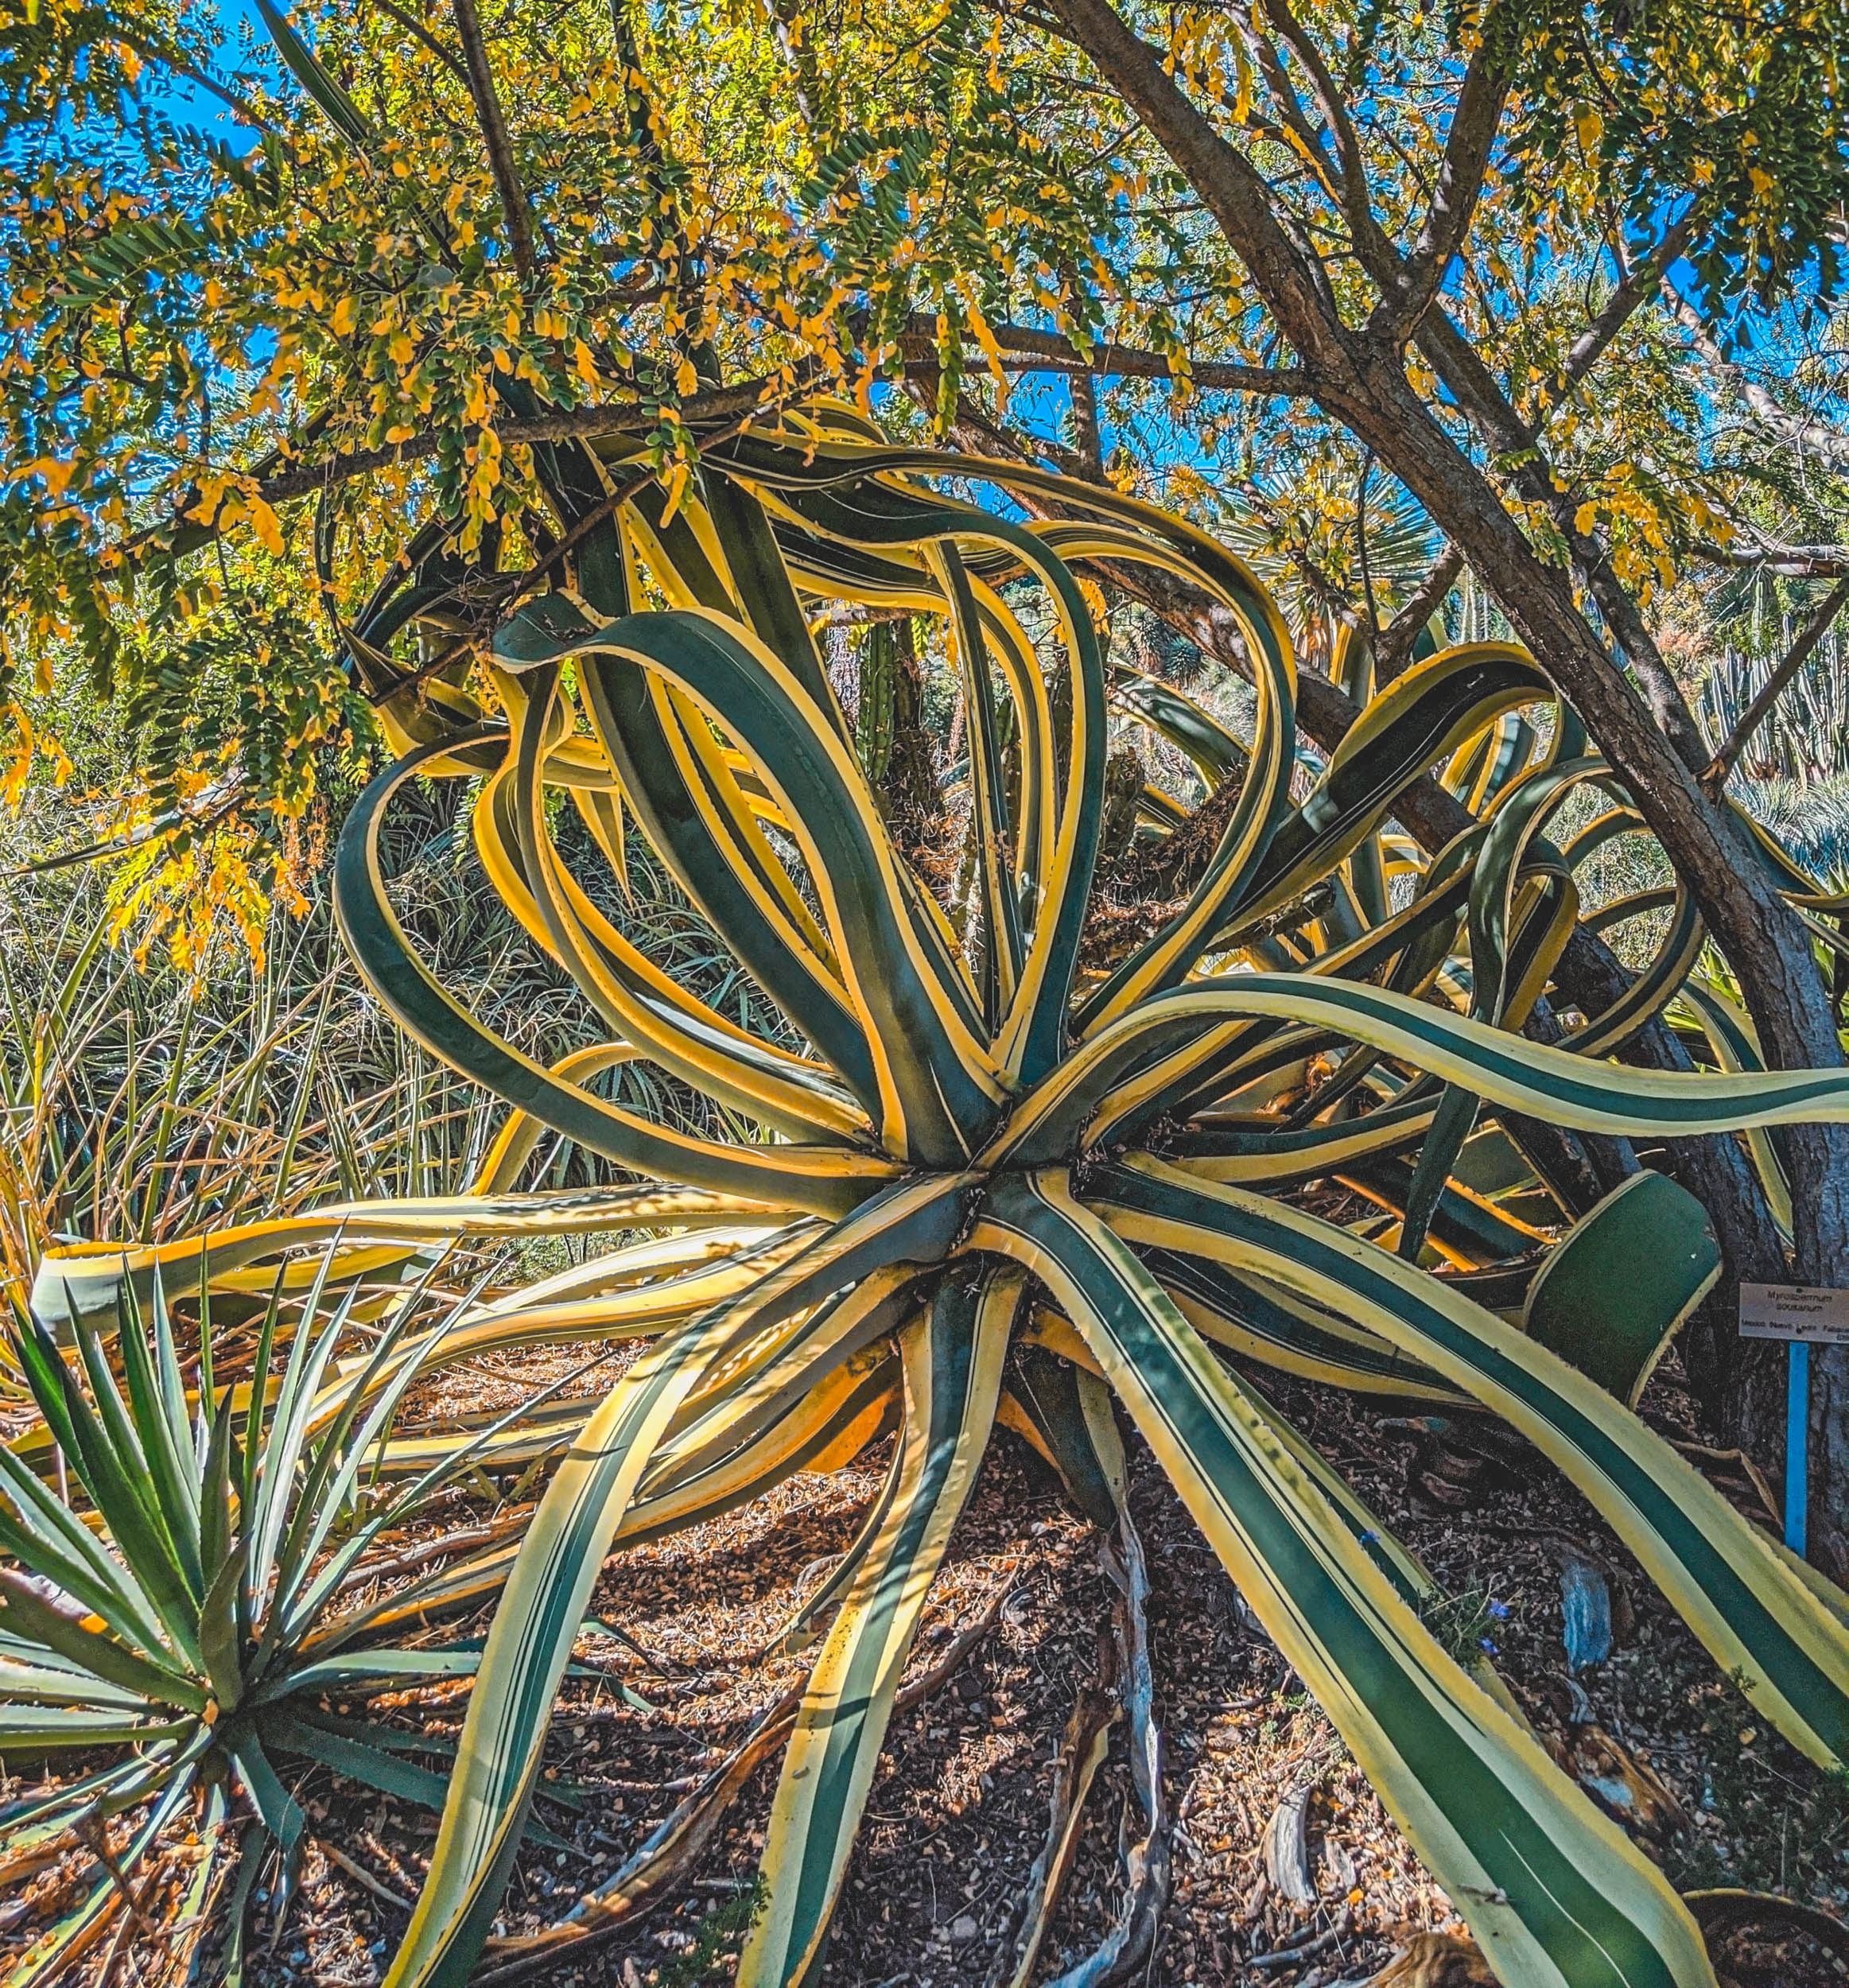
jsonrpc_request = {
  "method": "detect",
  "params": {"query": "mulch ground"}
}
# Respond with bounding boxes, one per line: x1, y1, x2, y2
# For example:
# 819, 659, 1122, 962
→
6, 1332, 1849, 1988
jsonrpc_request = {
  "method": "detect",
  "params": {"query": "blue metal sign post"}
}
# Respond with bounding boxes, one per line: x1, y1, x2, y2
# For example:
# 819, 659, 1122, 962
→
1786, 1340, 1809, 1558
1739, 1282, 1849, 1563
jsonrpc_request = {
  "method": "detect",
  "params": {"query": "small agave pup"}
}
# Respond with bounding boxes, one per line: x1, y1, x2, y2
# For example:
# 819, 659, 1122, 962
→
30, 407, 1849, 1988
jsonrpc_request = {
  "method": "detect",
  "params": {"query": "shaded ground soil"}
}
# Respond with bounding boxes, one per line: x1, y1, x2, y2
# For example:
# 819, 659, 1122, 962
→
6, 1344, 1849, 1988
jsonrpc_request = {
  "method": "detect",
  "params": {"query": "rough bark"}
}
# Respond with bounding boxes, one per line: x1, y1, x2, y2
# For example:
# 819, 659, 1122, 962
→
1375, 545, 1462, 683
451, 0, 538, 282
880, 615, 942, 865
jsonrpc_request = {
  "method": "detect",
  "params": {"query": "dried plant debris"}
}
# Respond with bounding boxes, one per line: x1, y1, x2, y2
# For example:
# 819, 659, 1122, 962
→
7, 1356, 1849, 1988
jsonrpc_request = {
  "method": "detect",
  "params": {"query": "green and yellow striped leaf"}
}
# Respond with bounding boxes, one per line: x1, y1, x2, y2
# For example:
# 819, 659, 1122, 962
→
739, 1264, 1016, 1985
970, 1169, 1717, 1988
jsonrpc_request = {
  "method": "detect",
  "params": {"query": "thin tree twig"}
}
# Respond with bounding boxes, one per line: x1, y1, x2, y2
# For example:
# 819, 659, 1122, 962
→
113, 27, 287, 138
451, 0, 539, 282
372, 0, 472, 83
150, 379, 775, 514
1537, 209, 1699, 417
1355, 448, 1379, 637
899, 316, 1307, 398
1377, 543, 1462, 681
1385, 45, 1510, 335
1703, 577, 1849, 787
317, 1839, 415, 1914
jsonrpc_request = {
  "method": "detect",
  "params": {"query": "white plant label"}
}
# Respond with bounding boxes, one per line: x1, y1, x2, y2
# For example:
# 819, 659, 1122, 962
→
1740, 1283, 1849, 1344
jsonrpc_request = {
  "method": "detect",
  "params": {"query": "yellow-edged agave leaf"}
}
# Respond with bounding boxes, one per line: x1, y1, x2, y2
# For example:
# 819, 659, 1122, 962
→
739, 1264, 1016, 1986
1003, 1343, 1123, 1532
1672, 977, 1797, 1237
450, 1225, 806, 1325
586, 646, 879, 1098
1162, 1094, 1439, 1187
469, 1044, 644, 1190
1038, 518, 1298, 1031
968, 1170, 1717, 1988
1112, 664, 1249, 785
1521, 1173, 1721, 1404
359, 1392, 596, 1479
1222, 642, 1556, 941
29, 1182, 775, 1338
1022, 973, 1849, 1158
336, 729, 910, 1213
1567, 886, 1706, 1058
929, 542, 1024, 1027
481, 672, 869, 1144
707, 441, 1117, 1085
1094, 1156, 1849, 1769
643, 1264, 920, 1489
620, 1348, 899, 1551
321, 1228, 818, 1428
378, 1306, 740, 1988
381, 1173, 976, 1988
80, 408, 1849, 1988
1148, 1243, 1462, 1401
491, 595, 1010, 1160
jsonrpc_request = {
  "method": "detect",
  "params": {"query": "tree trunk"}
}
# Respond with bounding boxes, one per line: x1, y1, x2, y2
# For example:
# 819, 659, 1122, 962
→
1042, 0, 1849, 1577
1319, 355, 1849, 1578
857, 615, 938, 865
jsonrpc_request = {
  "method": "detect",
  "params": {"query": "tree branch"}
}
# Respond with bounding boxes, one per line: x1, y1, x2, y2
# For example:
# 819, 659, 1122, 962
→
900, 366, 1090, 479
1536, 208, 1699, 416
121, 379, 790, 554
899, 316, 1308, 396
1412, 305, 1715, 770
1705, 577, 1849, 786
1259, 0, 1394, 274
1039, 0, 1713, 780
111, 27, 288, 138
1017, 0, 1820, 1327
1247, 14, 1353, 213
1695, 539, 1849, 578
1385, 45, 1510, 336
1662, 277, 1849, 470
1041, 0, 1357, 381
1376, 542, 1462, 681
374, 0, 472, 84
1070, 370, 1105, 480
451, 0, 539, 282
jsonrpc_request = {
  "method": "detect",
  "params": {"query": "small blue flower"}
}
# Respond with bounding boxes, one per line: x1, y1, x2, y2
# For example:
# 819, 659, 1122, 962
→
1479, 1638, 1500, 1655
1360, 1530, 1379, 1544
1487, 1600, 1510, 1619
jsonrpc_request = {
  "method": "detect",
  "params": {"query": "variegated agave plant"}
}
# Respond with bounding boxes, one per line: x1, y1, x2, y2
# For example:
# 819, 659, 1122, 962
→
33, 406, 1849, 1988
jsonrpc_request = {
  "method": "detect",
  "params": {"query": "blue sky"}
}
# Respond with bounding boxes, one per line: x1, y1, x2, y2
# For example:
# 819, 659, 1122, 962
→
146, 0, 267, 144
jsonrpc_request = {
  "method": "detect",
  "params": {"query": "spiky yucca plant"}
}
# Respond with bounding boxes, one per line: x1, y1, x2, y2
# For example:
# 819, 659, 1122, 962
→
0, 1254, 553, 1986
30, 409, 1849, 1988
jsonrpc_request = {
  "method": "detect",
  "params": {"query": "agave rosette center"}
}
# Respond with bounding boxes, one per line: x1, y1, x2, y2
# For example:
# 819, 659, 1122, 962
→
31, 408, 1849, 1988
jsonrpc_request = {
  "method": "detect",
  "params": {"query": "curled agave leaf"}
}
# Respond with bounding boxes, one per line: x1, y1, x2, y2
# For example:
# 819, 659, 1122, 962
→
36, 410, 1849, 1988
